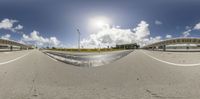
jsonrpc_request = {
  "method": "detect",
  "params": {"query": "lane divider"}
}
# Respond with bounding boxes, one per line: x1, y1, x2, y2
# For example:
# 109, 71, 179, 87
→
141, 50, 200, 66
0, 51, 31, 65
45, 53, 58, 62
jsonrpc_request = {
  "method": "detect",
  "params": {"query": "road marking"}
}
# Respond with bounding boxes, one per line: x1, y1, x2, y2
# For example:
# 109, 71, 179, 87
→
46, 53, 58, 62
141, 50, 200, 66
3, 52, 11, 54
0, 52, 31, 65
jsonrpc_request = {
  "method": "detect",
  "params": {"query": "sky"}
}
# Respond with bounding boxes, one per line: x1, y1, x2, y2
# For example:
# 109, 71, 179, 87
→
0, 0, 200, 48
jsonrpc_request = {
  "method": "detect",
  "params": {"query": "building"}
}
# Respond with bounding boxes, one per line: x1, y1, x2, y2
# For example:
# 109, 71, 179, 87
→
142, 37, 200, 51
115, 43, 139, 49
0, 39, 33, 51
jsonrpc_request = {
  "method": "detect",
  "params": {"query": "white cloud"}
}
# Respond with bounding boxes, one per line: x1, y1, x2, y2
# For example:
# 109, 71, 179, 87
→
1, 34, 11, 40
0, 19, 17, 29
81, 21, 151, 48
165, 34, 172, 39
21, 30, 60, 47
155, 20, 162, 25
14, 24, 23, 30
139, 36, 162, 47
185, 26, 191, 30
150, 36, 162, 43
194, 22, 200, 30
49, 37, 60, 47
0, 18, 23, 33
81, 28, 135, 48
182, 29, 191, 37
133, 21, 150, 39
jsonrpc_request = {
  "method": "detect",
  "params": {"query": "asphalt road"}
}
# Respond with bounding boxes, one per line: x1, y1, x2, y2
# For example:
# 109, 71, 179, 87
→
0, 49, 200, 99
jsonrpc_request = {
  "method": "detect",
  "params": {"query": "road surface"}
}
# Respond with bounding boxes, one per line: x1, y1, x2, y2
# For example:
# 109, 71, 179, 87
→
0, 50, 200, 99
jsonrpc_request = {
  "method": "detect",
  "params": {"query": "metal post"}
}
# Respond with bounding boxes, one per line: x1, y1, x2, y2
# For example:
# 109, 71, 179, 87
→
77, 29, 81, 52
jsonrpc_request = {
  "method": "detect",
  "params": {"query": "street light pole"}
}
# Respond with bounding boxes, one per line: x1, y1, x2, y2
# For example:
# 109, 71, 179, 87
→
77, 29, 81, 52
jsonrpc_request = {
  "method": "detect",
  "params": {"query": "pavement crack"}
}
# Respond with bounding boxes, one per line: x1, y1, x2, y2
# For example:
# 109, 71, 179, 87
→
27, 72, 40, 98
145, 89, 184, 99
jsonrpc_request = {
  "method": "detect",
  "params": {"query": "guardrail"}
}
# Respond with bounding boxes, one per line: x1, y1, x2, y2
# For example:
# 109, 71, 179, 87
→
43, 50, 133, 67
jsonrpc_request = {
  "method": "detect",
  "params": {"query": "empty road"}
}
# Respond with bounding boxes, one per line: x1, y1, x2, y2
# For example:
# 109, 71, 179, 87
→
0, 50, 200, 99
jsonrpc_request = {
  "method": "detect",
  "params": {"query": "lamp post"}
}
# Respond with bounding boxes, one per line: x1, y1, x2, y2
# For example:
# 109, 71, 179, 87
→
98, 39, 102, 54
76, 29, 81, 52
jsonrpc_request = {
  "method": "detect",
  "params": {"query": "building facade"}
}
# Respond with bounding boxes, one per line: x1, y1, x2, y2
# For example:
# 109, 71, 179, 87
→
115, 43, 139, 49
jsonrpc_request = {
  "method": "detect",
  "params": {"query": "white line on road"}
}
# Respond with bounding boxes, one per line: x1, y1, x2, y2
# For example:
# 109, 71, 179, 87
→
3, 52, 11, 54
141, 50, 200, 66
0, 52, 31, 65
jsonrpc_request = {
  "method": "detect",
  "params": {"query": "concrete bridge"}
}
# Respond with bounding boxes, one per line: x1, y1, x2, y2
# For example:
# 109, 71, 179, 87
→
0, 39, 32, 51
142, 37, 200, 51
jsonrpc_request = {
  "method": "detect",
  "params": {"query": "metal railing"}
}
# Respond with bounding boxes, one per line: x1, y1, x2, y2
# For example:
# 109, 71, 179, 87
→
44, 50, 133, 67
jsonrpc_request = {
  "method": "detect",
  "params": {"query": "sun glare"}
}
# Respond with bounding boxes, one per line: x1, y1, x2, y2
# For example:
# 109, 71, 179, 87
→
90, 16, 110, 29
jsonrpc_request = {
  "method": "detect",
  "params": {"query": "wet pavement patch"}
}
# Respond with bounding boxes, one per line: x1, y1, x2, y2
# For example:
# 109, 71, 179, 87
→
43, 50, 133, 67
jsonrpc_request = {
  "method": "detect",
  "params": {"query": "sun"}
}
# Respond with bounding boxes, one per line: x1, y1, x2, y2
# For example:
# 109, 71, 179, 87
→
95, 19, 106, 28
89, 16, 110, 29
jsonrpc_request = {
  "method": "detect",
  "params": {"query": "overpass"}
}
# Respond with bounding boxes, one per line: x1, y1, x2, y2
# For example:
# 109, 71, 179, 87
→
0, 39, 32, 51
142, 37, 200, 51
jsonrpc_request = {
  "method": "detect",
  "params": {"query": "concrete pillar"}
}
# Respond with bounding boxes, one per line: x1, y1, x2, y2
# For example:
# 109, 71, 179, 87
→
163, 45, 166, 51
10, 46, 13, 51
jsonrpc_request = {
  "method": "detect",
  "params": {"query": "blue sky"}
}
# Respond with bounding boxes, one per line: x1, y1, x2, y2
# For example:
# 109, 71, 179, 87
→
0, 0, 200, 47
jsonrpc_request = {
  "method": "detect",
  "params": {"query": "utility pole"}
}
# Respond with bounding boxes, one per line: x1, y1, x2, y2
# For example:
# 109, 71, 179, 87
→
77, 29, 81, 52
98, 43, 101, 53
